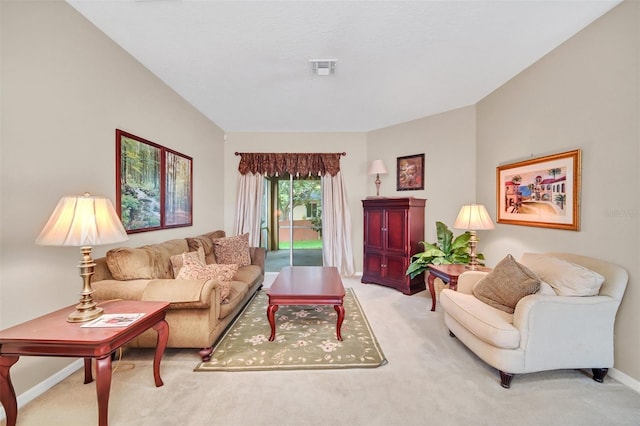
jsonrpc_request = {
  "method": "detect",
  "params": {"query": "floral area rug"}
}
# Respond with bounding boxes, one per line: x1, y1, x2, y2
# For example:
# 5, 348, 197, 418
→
194, 288, 387, 371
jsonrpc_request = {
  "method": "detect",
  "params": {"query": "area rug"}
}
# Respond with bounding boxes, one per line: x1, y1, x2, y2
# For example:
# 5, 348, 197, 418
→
194, 288, 387, 371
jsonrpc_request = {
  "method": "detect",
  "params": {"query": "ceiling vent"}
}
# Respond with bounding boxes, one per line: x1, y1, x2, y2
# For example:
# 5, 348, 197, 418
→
309, 59, 337, 76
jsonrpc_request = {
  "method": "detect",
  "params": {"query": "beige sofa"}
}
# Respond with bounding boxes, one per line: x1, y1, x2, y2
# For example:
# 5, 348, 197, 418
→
440, 252, 628, 388
91, 230, 265, 361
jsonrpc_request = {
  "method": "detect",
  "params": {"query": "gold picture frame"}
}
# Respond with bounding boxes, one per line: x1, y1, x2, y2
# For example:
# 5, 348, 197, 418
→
496, 149, 581, 231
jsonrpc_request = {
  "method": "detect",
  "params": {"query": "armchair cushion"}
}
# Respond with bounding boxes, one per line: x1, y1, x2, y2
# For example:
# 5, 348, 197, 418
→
520, 253, 604, 296
472, 254, 540, 314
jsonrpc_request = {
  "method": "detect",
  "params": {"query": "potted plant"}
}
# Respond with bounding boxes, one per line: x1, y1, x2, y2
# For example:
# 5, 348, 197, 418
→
405, 221, 485, 279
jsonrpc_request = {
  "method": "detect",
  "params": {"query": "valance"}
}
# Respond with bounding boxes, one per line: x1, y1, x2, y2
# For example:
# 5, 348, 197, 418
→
235, 152, 346, 177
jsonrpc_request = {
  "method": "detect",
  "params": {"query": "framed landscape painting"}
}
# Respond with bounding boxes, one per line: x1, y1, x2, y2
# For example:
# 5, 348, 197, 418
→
396, 153, 425, 191
116, 129, 192, 233
496, 149, 581, 231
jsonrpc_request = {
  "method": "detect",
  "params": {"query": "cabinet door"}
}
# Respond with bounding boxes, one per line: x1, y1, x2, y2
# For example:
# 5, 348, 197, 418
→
385, 209, 407, 253
363, 252, 384, 279
385, 254, 408, 284
364, 209, 384, 250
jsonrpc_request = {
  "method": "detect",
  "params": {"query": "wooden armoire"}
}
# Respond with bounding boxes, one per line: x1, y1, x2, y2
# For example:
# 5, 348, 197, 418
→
361, 197, 426, 295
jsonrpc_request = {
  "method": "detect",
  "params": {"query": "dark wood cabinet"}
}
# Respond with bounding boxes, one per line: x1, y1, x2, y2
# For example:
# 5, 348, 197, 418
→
361, 197, 426, 295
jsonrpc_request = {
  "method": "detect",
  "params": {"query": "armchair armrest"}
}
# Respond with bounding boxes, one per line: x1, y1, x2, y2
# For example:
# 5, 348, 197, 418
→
457, 271, 489, 294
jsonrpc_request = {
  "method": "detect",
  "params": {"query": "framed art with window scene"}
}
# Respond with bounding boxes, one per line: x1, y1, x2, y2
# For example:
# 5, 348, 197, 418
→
396, 154, 425, 191
116, 129, 192, 233
496, 149, 581, 231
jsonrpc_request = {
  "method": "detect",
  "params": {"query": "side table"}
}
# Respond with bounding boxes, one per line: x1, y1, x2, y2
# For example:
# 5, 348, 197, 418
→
0, 300, 169, 426
427, 264, 492, 311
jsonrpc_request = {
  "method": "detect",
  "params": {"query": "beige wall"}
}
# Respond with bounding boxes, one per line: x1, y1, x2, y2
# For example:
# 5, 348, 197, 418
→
224, 132, 368, 269
476, 2, 639, 382
367, 106, 477, 243
1, 1, 225, 394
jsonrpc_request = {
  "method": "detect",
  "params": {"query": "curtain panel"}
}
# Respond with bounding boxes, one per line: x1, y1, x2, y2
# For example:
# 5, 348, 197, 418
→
235, 152, 345, 177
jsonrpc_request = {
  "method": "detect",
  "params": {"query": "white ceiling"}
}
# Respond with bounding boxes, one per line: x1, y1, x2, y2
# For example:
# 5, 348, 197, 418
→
68, 0, 620, 132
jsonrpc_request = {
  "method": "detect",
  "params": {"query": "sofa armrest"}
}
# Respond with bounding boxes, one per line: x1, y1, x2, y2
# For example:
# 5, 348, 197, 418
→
512, 294, 619, 368
249, 247, 266, 274
457, 271, 488, 294
141, 278, 221, 313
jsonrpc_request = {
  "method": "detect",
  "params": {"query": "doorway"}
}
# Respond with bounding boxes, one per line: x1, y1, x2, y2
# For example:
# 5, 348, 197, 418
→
264, 174, 323, 272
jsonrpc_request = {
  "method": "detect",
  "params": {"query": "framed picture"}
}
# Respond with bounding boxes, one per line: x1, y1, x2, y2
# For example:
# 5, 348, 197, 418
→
396, 153, 425, 191
496, 149, 581, 231
116, 129, 192, 233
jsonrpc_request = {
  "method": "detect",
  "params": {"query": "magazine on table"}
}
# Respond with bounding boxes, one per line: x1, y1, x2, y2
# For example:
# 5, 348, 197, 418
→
81, 313, 145, 328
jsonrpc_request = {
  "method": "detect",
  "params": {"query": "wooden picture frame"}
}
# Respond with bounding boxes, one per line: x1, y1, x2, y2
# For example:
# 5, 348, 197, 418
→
396, 153, 425, 191
496, 149, 581, 231
116, 129, 192, 233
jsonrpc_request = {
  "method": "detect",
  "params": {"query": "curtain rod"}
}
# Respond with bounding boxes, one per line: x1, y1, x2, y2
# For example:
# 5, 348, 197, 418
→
234, 152, 346, 156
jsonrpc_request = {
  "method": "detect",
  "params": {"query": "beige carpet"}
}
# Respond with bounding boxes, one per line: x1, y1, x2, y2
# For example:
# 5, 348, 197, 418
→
195, 289, 386, 371
5, 276, 640, 426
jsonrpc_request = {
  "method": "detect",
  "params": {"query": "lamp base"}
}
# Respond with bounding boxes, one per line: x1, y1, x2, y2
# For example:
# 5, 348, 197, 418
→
67, 304, 103, 323
67, 246, 103, 323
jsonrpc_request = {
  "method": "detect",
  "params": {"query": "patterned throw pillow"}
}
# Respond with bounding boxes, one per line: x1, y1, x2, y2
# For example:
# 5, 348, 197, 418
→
213, 233, 251, 266
472, 254, 541, 314
169, 247, 205, 278
175, 253, 238, 301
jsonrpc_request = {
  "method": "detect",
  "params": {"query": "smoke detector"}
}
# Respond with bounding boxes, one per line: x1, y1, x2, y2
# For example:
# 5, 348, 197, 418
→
309, 59, 337, 76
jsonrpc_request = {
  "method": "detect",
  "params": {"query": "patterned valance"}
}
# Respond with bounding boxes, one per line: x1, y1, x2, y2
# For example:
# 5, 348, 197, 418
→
235, 152, 346, 177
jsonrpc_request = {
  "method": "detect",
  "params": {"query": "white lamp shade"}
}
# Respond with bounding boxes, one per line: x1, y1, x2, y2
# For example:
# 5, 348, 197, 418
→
368, 159, 388, 175
453, 204, 495, 231
36, 193, 129, 247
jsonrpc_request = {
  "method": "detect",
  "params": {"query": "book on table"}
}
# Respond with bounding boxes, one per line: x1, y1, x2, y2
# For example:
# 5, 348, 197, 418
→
81, 313, 145, 328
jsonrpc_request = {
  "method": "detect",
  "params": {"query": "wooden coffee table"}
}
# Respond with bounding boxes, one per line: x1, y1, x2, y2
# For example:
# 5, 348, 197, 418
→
267, 266, 345, 341
0, 300, 169, 426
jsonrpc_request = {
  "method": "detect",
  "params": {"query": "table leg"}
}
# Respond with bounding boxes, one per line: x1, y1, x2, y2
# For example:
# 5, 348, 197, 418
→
334, 304, 345, 341
84, 358, 93, 384
95, 355, 112, 426
267, 304, 279, 341
152, 319, 169, 387
0, 355, 19, 426
427, 273, 437, 312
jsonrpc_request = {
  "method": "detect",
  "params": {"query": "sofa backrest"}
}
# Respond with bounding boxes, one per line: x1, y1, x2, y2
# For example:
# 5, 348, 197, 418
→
545, 252, 628, 302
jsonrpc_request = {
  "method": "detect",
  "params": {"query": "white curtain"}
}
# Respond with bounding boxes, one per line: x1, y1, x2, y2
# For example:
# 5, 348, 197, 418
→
321, 171, 356, 276
233, 173, 264, 247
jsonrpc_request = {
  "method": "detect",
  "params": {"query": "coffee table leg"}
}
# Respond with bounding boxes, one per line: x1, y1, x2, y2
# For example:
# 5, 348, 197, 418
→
334, 305, 345, 341
152, 319, 169, 387
95, 355, 112, 426
267, 304, 279, 341
0, 355, 19, 426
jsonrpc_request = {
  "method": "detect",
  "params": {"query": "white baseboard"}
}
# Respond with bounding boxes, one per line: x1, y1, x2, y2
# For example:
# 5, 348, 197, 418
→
610, 367, 640, 394
0, 359, 83, 421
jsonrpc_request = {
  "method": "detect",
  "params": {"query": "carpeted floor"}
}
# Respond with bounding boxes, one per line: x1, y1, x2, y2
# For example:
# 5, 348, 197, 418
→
5, 276, 640, 426
265, 249, 323, 272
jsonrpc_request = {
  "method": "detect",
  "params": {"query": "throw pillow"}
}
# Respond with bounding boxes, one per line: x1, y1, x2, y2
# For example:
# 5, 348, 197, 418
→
519, 253, 605, 296
169, 247, 205, 278
213, 233, 251, 266
106, 247, 157, 280
472, 254, 541, 314
186, 235, 217, 264
176, 253, 238, 300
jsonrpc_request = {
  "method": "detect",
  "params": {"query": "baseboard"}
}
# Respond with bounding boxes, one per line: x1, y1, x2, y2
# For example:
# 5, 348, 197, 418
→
0, 359, 83, 421
610, 367, 640, 394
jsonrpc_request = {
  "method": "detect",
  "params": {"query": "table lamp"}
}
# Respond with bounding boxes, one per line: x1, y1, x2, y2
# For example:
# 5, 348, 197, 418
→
453, 204, 495, 270
36, 193, 129, 322
368, 160, 388, 196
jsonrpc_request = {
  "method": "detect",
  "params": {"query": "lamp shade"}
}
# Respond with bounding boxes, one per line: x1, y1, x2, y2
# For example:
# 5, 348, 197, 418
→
453, 204, 495, 231
36, 193, 129, 247
368, 160, 388, 175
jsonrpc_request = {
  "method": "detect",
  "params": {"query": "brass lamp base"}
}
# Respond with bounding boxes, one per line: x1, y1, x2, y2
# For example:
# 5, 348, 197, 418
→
67, 246, 104, 323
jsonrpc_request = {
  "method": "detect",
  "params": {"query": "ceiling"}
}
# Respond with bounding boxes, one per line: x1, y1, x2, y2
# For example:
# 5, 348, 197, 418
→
67, 1, 620, 133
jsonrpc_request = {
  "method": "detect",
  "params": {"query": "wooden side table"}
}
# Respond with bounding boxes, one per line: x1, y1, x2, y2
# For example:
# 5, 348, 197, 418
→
0, 300, 169, 426
427, 264, 492, 311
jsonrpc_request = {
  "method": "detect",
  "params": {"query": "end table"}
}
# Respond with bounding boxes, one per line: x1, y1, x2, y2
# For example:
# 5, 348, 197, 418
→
427, 264, 492, 311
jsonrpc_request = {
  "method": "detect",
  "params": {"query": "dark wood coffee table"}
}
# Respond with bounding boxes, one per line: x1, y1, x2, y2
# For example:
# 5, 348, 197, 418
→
0, 300, 169, 426
267, 266, 345, 341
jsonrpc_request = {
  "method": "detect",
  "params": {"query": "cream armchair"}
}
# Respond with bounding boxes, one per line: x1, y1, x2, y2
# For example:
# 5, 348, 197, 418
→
440, 252, 628, 388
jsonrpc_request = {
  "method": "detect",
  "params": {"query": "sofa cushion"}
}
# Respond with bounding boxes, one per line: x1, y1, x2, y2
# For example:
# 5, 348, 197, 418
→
233, 264, 264, 287
92, 279, 149, 301
440, 289, 520, 349
472, 254, 540, 314
106, 247, 157, 280
213, 233, 251, 266
519, 253, 605, 296
149, 239, 190, 278
176, 253, 238, 300
186, 235, 217, 264
219, 281, 250, 319
169, 247, 205, 278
